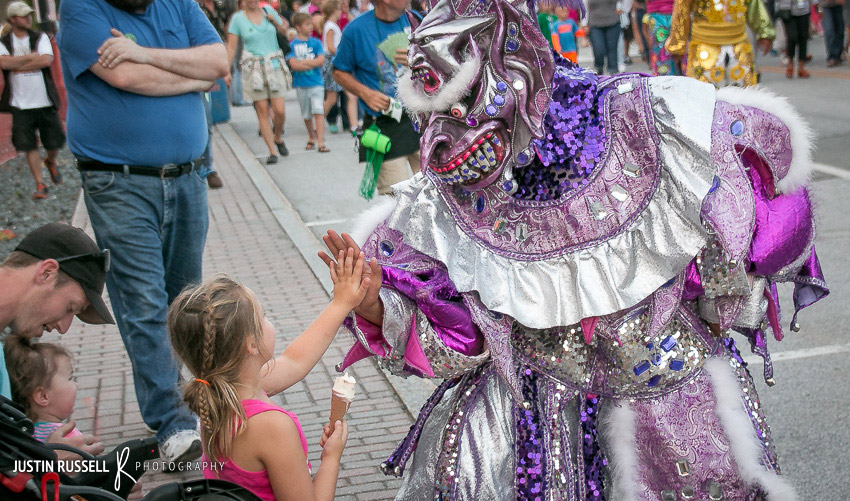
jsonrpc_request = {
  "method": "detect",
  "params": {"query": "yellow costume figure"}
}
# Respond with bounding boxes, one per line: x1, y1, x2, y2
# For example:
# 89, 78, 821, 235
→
666, 0, 775, 87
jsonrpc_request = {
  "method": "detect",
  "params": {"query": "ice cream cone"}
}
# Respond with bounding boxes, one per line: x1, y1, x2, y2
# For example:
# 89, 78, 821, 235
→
330, 373, 356, 422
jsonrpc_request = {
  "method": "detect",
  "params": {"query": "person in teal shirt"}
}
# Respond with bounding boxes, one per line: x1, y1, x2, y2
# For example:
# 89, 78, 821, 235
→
227, 0, 292, 163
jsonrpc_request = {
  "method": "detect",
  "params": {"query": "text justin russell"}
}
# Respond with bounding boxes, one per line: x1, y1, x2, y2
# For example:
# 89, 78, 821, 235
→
14, 460, 108, 473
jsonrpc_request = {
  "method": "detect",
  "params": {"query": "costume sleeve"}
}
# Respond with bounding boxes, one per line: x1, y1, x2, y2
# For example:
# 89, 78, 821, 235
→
666, 0, 694, 56
746, 0, 776, 40
56, 0, 114, 79
339, 265, 489, 380
184, 0, 224, 46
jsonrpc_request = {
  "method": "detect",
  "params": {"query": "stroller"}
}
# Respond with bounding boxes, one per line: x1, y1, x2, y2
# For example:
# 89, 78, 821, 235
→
1, 396, 260, 500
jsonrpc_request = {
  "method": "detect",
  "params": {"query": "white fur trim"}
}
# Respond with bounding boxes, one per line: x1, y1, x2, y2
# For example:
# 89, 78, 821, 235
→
715, 86, 814, 194
705, 358, 797, 500
349, 196, 398, 246
396, 57, 480, 115
600, 401, 640, 501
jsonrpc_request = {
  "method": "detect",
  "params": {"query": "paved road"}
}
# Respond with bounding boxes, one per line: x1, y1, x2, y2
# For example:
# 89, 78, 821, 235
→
228, 36, 850, 498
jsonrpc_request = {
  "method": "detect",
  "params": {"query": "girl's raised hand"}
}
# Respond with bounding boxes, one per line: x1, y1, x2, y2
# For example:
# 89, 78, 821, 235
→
329, 248, 370, 310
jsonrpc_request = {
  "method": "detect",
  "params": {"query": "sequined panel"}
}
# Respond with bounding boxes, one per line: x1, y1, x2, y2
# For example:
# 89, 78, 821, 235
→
541, 379, 582, 501
434, 368, 485, 499
515, 369, 547, 500
580, 396, 606, 500
727, 351, 780, 472
414, 308, 491, 379
511, 322, 597, 389
600, 308, 718, 398
697, 238, 750, 299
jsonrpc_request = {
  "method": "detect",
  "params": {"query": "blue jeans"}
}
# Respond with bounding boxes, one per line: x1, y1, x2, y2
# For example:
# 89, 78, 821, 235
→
590, 24, 621, 74
199, 94, 214, 178
822, 5, 845, 61
81, 169, 208, 442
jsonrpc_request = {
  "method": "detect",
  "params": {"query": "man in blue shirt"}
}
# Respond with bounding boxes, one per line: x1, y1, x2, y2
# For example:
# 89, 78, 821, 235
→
57, 0, 228, 467
333, 0, 422, 196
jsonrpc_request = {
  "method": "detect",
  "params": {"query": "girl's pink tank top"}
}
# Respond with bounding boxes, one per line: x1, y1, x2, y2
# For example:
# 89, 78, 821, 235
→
202, 399, 311, 501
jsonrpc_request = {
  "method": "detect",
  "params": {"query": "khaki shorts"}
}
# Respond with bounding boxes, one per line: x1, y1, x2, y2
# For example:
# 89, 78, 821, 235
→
378, 152, 421, 195
243, 67, 289, 102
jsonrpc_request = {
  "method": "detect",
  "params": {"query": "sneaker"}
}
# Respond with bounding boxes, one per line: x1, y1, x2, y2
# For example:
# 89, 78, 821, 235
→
267, 155, 278, 164
275, 140, 289, 157
623, 56, 633, 65
206, 172, 223, 189
160, 429, 202, 467
328, 124, 339, 134
33, 184, 48, 199
45, 159, 62, 185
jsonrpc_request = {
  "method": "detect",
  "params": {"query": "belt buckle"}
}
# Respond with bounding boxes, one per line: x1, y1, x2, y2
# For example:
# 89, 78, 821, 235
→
160, 163, 176, 179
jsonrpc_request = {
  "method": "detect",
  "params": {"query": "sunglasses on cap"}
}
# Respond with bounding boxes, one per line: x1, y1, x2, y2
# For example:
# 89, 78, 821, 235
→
55, 249, 111, 272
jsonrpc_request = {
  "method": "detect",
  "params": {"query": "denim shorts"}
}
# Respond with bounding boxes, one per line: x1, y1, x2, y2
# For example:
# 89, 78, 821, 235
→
296, 86, 324, 119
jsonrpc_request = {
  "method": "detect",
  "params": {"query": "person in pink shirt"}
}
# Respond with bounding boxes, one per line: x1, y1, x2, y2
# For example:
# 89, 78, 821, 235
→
169, 249, 372, 501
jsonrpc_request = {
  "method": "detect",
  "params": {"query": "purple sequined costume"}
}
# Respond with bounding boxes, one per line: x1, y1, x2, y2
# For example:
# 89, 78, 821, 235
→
337, 0, 828, 499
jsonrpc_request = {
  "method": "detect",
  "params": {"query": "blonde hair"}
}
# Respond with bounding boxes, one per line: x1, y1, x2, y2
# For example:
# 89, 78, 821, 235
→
321, 0, 340, 27
3, 335, 72, 420
167, 275, 267, 463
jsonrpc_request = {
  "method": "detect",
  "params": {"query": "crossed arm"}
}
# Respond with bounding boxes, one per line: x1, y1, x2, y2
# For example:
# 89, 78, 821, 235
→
0, 53, 53, 72
91, 28, 228, 97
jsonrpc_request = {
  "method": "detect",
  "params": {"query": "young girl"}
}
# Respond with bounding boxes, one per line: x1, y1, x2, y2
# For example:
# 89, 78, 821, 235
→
4, 336, 82, 442
168, 249, 371, 501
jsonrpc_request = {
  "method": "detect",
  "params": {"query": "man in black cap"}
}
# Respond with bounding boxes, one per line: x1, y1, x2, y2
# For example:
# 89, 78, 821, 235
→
0, 222, 112, 454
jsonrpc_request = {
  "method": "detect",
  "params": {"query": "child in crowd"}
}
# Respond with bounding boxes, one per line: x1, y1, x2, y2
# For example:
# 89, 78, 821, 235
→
287, 12, 329, 153
168, 249, 371, 501
4, 336, 82, 442
550, 6, 580, 63
322, 0, 344, 130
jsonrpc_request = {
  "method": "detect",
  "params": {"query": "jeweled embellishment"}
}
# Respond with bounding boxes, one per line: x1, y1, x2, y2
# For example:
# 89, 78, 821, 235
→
681, 485, 695, 499
589, 200, 607, 220
623, 162, 641, 178
475, 195, 486, 214
707, 481, 723, 500
379, 240, 395, 257
708, 175, 721, 194
675, 459, 691, 476
730, 119, 744, 136
516, 222, 529, 242
610, 184, 629, 202
493, 219, 507, 235
661, 490, 676, 501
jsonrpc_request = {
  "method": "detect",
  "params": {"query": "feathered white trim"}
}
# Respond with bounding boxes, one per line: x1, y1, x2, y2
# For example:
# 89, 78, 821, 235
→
705, 358, 798, 500
396, 57, 480, 115
715, 86, 814, 194
600, 401, 640, 501
349, 196, 398, 246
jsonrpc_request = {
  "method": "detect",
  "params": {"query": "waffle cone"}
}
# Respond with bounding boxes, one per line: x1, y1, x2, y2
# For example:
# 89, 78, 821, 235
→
329, 391, 352, 422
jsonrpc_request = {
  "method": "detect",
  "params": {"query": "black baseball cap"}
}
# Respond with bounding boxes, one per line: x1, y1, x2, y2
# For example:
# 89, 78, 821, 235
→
14, 223, 115, 325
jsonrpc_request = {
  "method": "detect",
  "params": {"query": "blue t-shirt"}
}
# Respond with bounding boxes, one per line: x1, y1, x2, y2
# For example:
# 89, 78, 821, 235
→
0, 340, 10, 400
551, 19, 579, 54
286, 37, 324, 88
333, 11, 411, 116
57, 0, 221, 165
228, 8, 284, 69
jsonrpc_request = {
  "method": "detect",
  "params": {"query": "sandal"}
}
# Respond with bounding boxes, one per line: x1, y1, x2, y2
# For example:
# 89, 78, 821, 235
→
318, 145, 330, 153
305, 141, 316, 150
45, 158, 62, 184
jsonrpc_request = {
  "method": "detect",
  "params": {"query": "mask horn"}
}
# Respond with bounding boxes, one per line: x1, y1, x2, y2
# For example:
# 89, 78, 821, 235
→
407, 10, 422, 31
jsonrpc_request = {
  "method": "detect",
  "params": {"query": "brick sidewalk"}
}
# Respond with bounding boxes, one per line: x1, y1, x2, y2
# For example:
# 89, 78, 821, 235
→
52, 132, 412, 498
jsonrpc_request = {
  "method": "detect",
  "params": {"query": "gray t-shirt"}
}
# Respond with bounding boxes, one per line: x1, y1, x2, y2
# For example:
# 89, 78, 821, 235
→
587, 0, 620, 27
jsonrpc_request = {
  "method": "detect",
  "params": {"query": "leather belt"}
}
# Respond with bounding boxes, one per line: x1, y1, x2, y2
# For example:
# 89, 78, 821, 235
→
76, 158, 204, 179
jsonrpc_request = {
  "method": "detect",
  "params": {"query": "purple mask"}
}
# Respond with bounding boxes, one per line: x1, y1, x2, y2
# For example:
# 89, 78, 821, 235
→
397, 0, 582, 190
